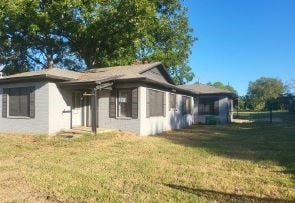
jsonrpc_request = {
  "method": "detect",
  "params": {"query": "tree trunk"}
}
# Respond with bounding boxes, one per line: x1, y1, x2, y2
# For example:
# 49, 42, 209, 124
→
47, 54, 54, 69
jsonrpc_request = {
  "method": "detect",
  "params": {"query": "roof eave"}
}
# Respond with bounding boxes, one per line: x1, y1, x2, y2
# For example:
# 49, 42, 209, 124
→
197, 92, 238, 98
0, 74, 76, 84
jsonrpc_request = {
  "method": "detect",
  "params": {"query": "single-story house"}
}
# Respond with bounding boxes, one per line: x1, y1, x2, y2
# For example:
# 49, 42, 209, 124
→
0, 62, 236, 136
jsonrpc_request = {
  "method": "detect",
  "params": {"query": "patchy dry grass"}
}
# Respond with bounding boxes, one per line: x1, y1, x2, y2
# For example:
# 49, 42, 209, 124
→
0, 114, 294, 202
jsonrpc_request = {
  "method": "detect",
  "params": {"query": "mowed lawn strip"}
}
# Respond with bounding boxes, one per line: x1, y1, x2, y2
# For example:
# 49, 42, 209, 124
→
0, 113, 294, 202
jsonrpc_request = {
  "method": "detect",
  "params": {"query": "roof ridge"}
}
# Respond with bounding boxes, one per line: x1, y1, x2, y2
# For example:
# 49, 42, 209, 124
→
86, 62, 161, 73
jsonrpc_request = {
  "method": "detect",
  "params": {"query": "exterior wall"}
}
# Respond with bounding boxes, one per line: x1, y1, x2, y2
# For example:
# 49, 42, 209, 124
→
97, 86, 196, 136
139, 87, 196, 136
0, 82, 50, 134
218, 96, 229, 123
48, 83, 72, 134
0, 81, 234, 136
196, 96, 233, 124
98, 89, 141, 134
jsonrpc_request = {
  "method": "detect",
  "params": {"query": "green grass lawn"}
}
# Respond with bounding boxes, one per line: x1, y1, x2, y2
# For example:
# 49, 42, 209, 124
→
0, 113, 294, 202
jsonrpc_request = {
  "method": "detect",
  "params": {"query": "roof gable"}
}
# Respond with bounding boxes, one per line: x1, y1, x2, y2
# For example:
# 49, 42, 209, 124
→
139, 64, 175, 85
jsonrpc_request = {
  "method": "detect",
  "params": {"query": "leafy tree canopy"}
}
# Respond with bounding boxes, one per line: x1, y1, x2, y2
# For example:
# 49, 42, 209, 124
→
286, 79, 295, 94
0, 0, 195, 84
247, 77, 285, 110
206, 81, 238, 95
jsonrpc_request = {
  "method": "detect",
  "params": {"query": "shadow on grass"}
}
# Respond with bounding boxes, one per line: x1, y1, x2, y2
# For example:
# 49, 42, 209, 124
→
161, 114, 295, 180
163, 183, 294, 203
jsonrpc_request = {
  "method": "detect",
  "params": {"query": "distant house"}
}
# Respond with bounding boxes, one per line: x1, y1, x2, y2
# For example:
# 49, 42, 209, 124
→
0, 62, 236, 136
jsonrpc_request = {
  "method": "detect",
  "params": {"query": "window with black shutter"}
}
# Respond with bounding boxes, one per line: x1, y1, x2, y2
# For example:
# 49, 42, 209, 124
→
6, 87, 35, 117
116, 88, 138, 118
147, 89, 165, 117
198, 98, 219, 115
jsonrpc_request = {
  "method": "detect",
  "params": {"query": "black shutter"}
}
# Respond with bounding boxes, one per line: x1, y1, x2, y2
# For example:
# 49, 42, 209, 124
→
29, 87, 35, 118
2, 88, 8, 118
109, 89, 116, 118
131, 88, 138, 119
146, 89, 150, 118
163, 92, 166, 117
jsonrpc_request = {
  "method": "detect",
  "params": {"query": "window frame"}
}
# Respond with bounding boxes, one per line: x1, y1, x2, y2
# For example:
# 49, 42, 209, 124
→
147, 89, 165, 117
169, 93, 176, 110
182, 96, 192, 115
117, 88, 133, 118
72, 91, 82, 115
7, 87, 31, 118
198, 97, 219, 115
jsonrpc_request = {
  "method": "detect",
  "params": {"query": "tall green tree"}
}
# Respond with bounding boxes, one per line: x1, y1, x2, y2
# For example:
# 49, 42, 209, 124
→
247, 77, 285, 111
0, 0, 195, 84
206, 81, 238, 95
286, 79, 295, 94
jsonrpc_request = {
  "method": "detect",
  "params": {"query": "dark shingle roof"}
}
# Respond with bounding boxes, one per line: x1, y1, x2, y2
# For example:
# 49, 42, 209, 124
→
66, 62, 168, 84
0, 68, 82, 81
179, 84, 236, 97
0, 62, 175, 85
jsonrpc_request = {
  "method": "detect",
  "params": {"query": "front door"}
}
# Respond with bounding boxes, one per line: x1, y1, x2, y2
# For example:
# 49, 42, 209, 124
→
72, 92, 82, 127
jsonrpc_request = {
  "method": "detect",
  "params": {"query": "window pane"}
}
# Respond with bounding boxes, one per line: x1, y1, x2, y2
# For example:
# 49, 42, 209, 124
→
182, 96, 191, 114
9, 88, 20, 116
199, 98, 219, 115
148, 89, 164, 117
170, 93, 176, 109
19, 88, 30, 117
9, 87, 30, 117
118, 89, 132, 117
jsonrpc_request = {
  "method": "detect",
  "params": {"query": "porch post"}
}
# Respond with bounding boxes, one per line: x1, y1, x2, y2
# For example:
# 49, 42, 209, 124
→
91, 89, 98, 135
70, 105, 73, 129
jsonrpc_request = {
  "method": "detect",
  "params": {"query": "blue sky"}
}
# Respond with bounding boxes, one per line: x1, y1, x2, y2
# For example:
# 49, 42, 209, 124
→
183, 0, 295, 95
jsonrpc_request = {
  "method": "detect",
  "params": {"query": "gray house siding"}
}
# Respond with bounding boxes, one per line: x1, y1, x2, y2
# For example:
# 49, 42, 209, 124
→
0, 82, 49, 134
97, 85, 196, 136
98, 89, 141, 134
139, 87, 196, 136
48, 83, 72, 134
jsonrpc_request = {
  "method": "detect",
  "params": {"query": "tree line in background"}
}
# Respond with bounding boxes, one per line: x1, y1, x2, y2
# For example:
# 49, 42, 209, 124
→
206, 78, 295, 113
238, 77, 295, 112
0, 0, 195, 84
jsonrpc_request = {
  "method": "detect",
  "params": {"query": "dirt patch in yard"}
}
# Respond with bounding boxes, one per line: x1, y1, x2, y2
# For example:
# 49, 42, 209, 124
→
0, 158, 49, 202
